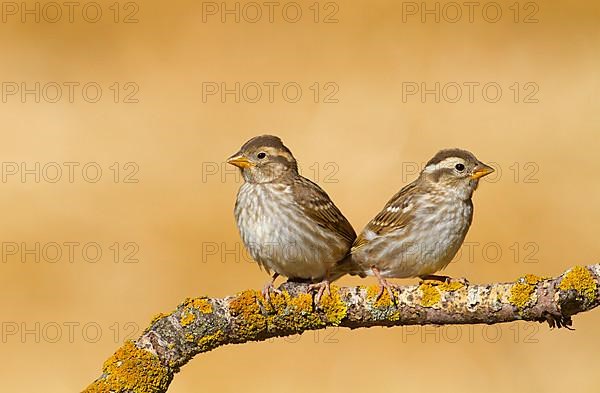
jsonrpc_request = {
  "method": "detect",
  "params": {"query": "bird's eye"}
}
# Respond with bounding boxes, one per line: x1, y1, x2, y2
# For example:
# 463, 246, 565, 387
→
257, 152, 266, 159
455, 163, 465, 171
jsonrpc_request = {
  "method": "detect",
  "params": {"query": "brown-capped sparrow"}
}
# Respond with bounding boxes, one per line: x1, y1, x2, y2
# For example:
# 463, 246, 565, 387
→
344, 148, 494, 299
227, 135, 356, 302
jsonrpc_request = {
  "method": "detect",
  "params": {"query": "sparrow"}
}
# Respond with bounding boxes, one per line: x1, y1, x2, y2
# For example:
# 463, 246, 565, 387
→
346, 148, 494, 299
227, 135, 356, 302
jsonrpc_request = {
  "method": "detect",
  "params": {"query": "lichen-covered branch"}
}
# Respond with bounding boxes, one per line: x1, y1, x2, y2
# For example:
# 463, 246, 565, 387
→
83, 264, 600, 393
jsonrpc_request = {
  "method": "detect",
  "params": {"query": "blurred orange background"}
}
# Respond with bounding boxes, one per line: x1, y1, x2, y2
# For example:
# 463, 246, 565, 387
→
1, 1, 599, 392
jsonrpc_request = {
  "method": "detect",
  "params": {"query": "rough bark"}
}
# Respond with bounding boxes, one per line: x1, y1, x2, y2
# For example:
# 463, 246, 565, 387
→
83, 264, 600, 393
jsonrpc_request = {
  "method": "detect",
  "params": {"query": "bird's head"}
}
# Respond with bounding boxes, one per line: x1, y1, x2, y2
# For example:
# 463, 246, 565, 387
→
420, 148, 494, 198
227, 135, 298, 183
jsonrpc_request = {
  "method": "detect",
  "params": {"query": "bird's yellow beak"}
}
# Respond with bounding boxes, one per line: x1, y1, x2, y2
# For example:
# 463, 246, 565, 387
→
226, 154, 254, 169
470, 163, 494, 179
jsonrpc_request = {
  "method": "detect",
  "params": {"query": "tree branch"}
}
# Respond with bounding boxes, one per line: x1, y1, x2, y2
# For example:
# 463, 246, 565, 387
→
83, 264, 600, 393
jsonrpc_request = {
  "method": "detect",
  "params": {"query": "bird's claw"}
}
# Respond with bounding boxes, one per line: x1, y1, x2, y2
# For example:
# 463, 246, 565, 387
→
371, 267, 398, 305
376, 279, 398, 305
308, 280, 331, 305
262, 283, 282, 303
259, 273, 282, 303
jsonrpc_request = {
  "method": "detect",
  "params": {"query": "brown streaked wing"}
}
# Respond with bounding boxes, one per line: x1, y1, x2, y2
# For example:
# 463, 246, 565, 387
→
351, 180, 419, 251
291, 176, 356, 244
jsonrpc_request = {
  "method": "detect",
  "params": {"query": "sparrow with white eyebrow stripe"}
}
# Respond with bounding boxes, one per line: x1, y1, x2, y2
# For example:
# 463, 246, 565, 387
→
340, 148, 494, 300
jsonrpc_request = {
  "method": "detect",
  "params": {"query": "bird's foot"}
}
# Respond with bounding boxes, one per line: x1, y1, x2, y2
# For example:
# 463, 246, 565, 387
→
308, 280, 331, 305
262, 273, 282, 303
376, 279, 398, 305
262, 283, 282, 303
371, 267, 398, 305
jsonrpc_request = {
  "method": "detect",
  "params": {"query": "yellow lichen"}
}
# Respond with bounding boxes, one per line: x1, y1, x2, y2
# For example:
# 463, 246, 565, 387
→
509, 273, 545, 310
509, 274, 548, 310
229, 287, 346, 338
265, 290, 292, 312
559, 266, 597, 303
198, 330, 225, 352
229, 290, 267, 338
419, 283, 441, 307
523, 274, 543, 285
183, 297, 213, 314
180, 310, 196, 327
509, 282, 535, 310
178, 297, 213, 328
365, 285, 378, 300
268, 291, 313, 314
365, 285, 395, 308
319, 285, 348, 325
272, 288, 346, 329
438, 281, 464, 292
264, 290, 323, 331
82, 340, 170, 393
287, 292, 314, 313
